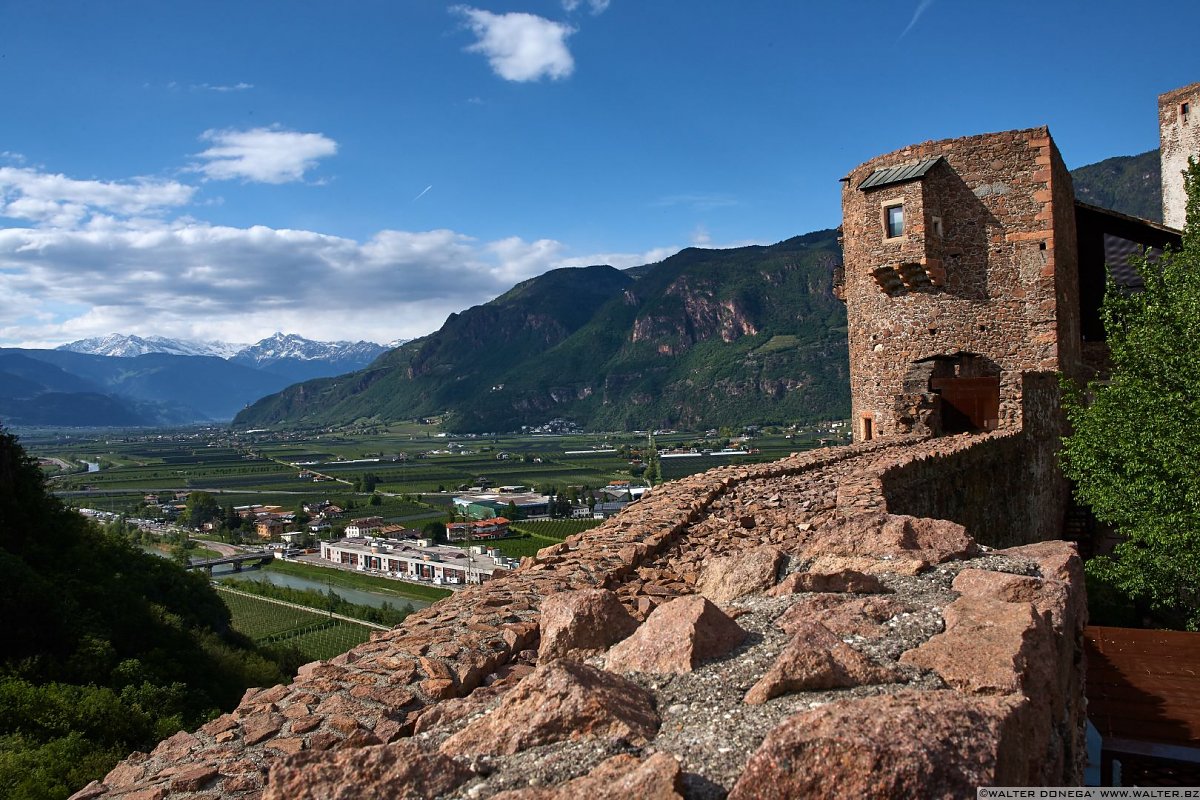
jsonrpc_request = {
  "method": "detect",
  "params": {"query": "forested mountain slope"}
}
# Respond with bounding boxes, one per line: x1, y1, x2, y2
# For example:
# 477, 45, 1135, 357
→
235, 232, 849, 432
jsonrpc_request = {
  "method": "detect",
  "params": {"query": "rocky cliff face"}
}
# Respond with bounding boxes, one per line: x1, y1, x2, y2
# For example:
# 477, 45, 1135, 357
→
78, 432, 1086, 800
630, 277, 759, 356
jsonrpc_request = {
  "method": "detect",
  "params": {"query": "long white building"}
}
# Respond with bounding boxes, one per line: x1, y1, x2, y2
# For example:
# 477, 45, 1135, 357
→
318, 536, 520, 586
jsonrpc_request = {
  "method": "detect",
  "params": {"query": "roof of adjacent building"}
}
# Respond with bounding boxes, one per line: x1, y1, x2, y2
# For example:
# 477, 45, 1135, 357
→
448, 517, 510, 529
857, 156, 943, 191
453, 492, 548, 506
1086, 625, 1200, 747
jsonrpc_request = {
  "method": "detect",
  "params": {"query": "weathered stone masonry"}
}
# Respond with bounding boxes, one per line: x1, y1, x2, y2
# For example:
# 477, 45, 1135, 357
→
840, 127, 1082, 446
76, 434, 1086, 800
1160, 82, 1200, 230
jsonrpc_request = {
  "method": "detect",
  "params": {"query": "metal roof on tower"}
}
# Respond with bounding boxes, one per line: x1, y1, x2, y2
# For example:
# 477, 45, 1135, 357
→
857, 156, 943, 190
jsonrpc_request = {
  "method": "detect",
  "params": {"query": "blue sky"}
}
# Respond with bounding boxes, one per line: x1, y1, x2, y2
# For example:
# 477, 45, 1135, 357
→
1, 0, 1197, 348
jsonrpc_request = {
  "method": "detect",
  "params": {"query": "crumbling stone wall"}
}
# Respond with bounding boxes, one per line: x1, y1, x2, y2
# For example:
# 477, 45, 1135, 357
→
77, 435, 1086, 800
1160, 82, 1200, 230
881, 431, 1029, 547
841, 128, 1081, 442
883, 375, 1069, 547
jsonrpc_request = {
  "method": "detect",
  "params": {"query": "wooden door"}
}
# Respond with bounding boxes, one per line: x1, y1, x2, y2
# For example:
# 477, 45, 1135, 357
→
930, 376, 1000, 433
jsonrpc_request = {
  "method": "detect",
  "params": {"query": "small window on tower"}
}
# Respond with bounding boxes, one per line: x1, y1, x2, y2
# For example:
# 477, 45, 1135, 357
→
1182, 102, 1191, 124
885, 204, 904, 239
861, 415, 874, 442
931, 216, 944, 238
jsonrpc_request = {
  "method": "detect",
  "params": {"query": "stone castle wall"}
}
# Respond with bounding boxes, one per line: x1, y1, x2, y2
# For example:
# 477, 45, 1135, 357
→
841, 128, 1078, 442
883, 374, 1069, 547
76, 434, 1086, 800
1160, 82, 1200, 230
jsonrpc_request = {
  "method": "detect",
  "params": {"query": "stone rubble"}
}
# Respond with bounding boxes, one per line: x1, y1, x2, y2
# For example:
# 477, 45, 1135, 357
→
536, 589, 639, 662
75, 433, 1086, 800
440, 659, 660, 756
743, 619, 898, 704
606, 595, 747, 675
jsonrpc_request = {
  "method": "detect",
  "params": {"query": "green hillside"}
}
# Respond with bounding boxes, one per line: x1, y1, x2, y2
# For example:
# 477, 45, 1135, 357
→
235, 264, 636, 429
235, 231, 849, 432
0, 429, 287, 798
1071, 149, 1162, 222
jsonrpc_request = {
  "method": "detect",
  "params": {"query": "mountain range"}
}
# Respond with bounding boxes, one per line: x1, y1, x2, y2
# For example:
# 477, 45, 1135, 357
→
58, 334, 247, 359
1070, 149, 1161, 222
0, 334, 394, 427
58, 332, 394, 381
235, 231, 850, 432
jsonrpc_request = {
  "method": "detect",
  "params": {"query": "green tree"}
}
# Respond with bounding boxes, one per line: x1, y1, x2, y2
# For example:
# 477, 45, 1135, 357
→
224, 504, 241, 532
1062, 158, 1200, 630
181, 491, 219, 529
359, 473, 380, 493
422, 521, 447, 544
554, 492, 571, 518
368, 493, 382, 507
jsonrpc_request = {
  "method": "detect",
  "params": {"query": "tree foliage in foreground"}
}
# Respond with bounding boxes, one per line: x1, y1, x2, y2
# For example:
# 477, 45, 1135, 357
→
0, 428, 288, 799
1062, 159, 1200, 630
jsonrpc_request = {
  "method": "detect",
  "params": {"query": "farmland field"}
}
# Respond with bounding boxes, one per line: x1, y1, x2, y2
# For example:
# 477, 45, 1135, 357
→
215, 586, 373, 659
216, 586, 331, 638
282, 623, 376, 661
509, 519, 604, 539
24, 421, 849, 524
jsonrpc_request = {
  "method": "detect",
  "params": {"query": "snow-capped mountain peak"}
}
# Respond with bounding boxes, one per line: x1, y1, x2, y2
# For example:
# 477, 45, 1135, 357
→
58, 332, 391, 372
57, 334, 245, 359
232, 332, 388, 366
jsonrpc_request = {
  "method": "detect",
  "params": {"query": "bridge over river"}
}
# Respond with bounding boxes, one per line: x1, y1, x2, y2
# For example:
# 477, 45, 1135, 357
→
186, 552, 275, 573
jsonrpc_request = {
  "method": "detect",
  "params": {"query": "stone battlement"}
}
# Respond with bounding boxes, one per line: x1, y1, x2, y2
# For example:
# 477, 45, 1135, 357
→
76, 432, 1086, 799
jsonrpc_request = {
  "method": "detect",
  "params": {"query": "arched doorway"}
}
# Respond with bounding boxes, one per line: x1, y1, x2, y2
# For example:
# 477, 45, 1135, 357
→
904, 353, 1000, 434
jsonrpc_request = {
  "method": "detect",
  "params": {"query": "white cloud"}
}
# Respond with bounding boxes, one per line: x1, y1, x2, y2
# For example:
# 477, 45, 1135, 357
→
0, 162, 678, 349
900, 0, 935, 39
653, 192, 739, 212
485, 236, 567, 281
0, 167, 195, 227
562, 0, 609, 14
558, 245, 679, 270
193, 126, 338, 184
0, 218, 582, 347
192, 82, 254, 92
454, 7, 575, 82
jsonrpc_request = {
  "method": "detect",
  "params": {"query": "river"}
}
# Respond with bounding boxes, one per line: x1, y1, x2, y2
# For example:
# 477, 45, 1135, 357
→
139, 545, 430, 610
215, 568, 431, 611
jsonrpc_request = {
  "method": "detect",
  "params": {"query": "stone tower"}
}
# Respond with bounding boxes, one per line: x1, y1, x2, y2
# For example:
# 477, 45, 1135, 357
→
1159, 82, 1200, 229
838, 128, 1081, 443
